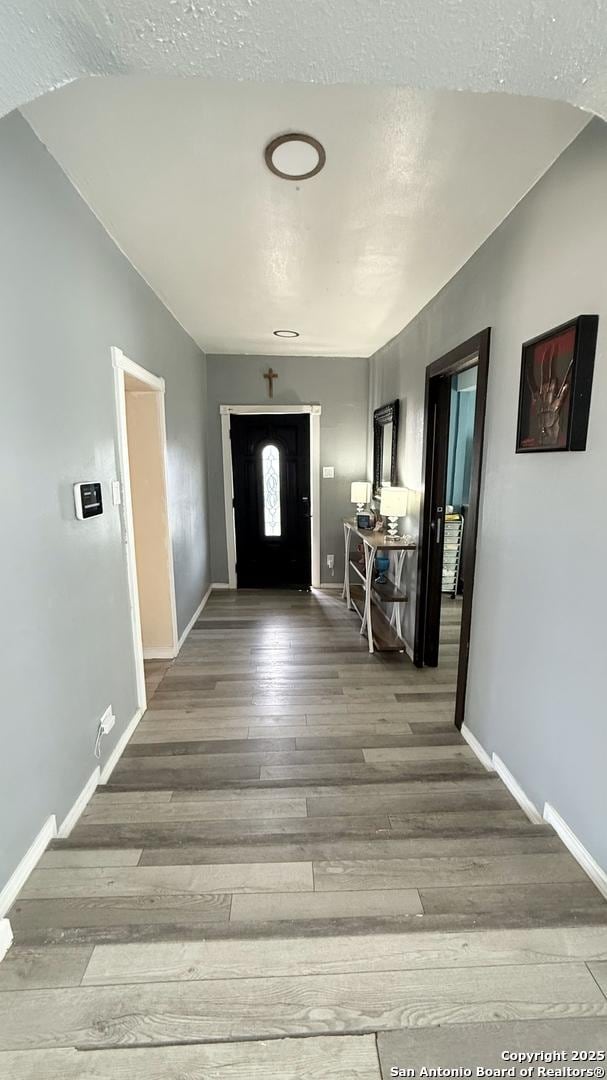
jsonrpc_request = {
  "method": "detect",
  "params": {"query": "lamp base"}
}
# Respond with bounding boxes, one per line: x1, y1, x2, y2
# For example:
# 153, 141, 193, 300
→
356, 502, 365, 514
385, 515, 400, 541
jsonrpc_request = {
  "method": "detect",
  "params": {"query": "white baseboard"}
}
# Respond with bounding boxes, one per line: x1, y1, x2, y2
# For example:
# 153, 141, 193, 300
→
176, 584, 213, 651
457, 737, 606, 899
99, 707, 144, 785
461, 724, 495, 772
492, 753, 543, 824
543, 802, 607, 900
0, 703, 146, 947
142, 585, 214, 662
0, 814, 57, 919
143, 646, 176, 660
102, 588, 212, 786
58, 766, 101, 839
319, 582, 342, 589
211, 581, 230, 590
0, 918, 13, 962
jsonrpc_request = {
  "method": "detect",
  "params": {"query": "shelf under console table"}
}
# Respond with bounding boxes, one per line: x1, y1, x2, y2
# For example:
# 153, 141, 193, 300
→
341, 519, 416, 654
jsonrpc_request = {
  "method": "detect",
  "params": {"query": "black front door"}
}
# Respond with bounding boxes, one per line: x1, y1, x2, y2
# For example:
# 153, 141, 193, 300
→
231, 414, 311, 588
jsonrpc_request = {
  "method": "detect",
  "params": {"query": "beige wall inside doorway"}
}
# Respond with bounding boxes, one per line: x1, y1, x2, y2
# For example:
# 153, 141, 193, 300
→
125, 379, 177, 657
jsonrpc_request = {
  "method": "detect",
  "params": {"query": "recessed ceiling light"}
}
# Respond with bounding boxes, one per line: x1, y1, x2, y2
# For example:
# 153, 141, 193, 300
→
273, 329, 300, 338
265, 133, 326, 181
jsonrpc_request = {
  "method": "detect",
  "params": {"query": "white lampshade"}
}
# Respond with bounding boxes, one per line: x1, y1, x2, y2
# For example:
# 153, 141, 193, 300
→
350, 481, 372, 505
380, 486, 408, 517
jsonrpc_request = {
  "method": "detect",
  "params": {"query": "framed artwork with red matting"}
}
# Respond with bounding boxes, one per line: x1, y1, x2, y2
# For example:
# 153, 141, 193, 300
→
516, 315, 598, 452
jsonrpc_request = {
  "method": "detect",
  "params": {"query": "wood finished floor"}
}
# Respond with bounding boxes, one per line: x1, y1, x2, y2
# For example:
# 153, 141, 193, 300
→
2, 589, 607, 1076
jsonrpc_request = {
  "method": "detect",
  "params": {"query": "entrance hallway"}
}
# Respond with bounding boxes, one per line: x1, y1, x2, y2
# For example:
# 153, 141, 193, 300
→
2, 590, 607, 1074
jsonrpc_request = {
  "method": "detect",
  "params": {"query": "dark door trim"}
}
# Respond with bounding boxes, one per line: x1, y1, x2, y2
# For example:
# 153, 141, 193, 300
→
413, 328, 491, 729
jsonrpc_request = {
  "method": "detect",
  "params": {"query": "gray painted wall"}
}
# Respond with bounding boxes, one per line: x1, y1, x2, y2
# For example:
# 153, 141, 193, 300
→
369, 118, 607, 869
206, 355, 369, 584
0, 112, 210, 895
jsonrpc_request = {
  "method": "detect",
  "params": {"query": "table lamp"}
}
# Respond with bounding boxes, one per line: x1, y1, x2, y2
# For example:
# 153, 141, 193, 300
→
350, 481, 372, 514
380, 486, 408, 540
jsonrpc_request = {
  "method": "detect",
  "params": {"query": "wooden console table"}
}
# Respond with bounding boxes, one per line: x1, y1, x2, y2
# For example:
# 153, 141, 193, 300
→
342, 519, 416, 654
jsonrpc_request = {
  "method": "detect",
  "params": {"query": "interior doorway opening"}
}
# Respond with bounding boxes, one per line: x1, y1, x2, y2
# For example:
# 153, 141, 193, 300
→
112, 348, 178, 714
414, 329, 490, 729
440, 365, 478, 664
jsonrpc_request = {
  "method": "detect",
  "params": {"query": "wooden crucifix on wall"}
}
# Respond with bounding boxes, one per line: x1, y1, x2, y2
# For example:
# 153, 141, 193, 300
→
263, 367, 278, 399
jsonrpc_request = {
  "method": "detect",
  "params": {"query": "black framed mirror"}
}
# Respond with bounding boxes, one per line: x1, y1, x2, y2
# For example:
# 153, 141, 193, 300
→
373, 400, 400, 498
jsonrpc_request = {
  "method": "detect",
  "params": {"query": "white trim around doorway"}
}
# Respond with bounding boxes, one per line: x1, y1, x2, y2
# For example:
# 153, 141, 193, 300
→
220, 404, 322, 590
112, 347, 179, 714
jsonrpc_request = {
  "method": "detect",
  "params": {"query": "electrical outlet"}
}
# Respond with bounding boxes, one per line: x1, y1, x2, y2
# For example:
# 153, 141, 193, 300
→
322, 466, 335, 479
326, 554, 335, 569
95, 706, 115, 759
99, 706, 115, 735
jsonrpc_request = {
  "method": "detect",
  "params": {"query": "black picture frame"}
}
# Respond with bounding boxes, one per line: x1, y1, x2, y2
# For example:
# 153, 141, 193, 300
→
516, 315, 598, 453
373, 400, 400, 497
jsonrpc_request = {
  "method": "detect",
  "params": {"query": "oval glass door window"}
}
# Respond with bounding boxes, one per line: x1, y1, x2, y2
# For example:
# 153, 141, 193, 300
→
262, 444, 282, 537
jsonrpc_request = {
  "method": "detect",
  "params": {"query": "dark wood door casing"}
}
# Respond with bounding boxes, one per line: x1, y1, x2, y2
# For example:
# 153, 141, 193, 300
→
414, 328, 491, 730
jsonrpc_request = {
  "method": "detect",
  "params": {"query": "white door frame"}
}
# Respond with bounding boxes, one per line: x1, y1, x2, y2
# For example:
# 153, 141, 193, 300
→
220, 404, 322, 590
112, 347, 179, 711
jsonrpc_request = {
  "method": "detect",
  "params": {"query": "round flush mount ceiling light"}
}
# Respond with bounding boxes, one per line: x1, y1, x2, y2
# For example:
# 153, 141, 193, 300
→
273, 329, 300, 338
265, 133, 326, 181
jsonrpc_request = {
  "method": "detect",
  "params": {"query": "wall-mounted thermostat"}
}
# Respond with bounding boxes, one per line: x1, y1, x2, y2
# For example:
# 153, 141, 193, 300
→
73, 482, 103, 520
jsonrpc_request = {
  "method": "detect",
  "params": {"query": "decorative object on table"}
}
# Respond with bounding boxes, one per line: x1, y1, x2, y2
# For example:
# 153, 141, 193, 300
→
516, 315, 598, 453
374, 553, 390, 584
380, 486, 408, 541
356, 512, 372, 530
351, 480, 372, 514
373, 400, 400, 497
442, 512, 463, 598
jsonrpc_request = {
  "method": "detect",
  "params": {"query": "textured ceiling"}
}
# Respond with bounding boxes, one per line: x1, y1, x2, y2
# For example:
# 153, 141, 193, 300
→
2, 0, 607, 121
23, 78, 586, 356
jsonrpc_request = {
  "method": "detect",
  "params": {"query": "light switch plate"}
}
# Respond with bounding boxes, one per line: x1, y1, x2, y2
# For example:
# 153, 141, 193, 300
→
322, 466, 335, 479
111, 480, 122, 506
